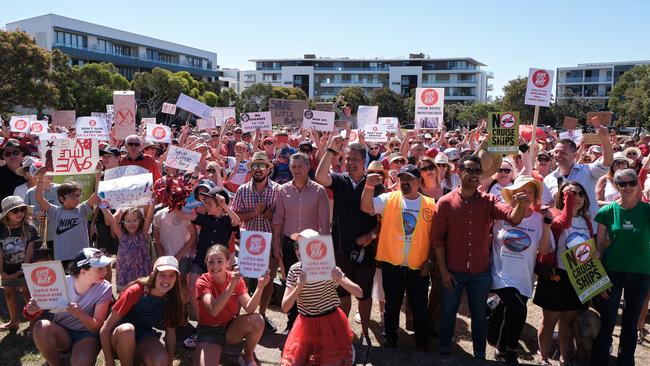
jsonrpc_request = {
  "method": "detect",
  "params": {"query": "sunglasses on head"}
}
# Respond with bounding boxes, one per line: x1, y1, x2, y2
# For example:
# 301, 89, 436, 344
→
461, 167, 483, 176
3, 150, 22, 157
616, 180, 638, 188
498, 168, 512, 174
368, 146, 379, 150
127, 142, 141, 147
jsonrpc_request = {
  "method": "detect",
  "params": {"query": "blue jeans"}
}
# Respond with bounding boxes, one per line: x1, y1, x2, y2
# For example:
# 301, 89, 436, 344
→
439, 270, 492, 358
591, 271, 650, 366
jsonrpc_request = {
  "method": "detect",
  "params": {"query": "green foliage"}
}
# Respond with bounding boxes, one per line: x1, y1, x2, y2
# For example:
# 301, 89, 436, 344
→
71, 63, 130, 116
608, 65, 650, 130
202, 91, 218, 107
337, 87, 369, 112
548, 98, 604, 128
132, 67, 188, 115
270, 86, 308, 100
500, 76, 537, 122
370, 88, 407, 122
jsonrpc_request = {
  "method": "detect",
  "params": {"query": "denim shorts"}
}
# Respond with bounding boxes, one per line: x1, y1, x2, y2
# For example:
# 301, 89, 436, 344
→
64, 327, 97, 347
196, 324, 229, 344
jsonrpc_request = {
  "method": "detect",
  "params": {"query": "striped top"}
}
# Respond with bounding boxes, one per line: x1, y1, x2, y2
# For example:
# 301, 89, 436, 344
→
286, 262, 340, 316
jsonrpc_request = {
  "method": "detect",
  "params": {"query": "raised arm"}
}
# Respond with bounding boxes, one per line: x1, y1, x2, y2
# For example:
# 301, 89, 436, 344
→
34, 167, 52, 212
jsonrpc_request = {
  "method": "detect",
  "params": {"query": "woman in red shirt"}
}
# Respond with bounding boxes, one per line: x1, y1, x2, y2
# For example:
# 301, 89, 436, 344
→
194, 244, 270, 366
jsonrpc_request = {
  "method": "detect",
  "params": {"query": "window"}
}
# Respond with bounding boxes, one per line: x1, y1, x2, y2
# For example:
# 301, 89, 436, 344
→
187, 56, 203, 68
54, 30, 87, 48
116, 66, 133, 80
245, 74, 256, 83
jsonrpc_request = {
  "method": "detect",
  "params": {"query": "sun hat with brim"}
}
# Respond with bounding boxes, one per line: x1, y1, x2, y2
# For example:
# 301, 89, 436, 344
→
154, 255, 180, 274
0, 196, 32, 220
443, 148, 460, 161
15, 157, 38, 177
141, 141, 161, 151
0, 139, 28, 157
624, 146, 642, 160
247, 151, 274, 170
613, 151, 634, 166
367, 160, 386, 176
501, 175, 543, 204
433, 154, 454, 171
388, 152, 406, 164
74, 247, 115, 268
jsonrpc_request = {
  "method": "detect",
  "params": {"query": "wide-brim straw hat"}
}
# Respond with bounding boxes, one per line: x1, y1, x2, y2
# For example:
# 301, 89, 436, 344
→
367, 160, 386, 176
247, 151, 274, 170
501, 175, 543, 204
613, 151, 633, 166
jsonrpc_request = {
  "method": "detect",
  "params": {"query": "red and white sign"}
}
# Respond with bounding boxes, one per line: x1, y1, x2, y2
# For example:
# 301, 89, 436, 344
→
76, 117, 109, 140
46, 138, 100, 176
30, 120, 48, 135
113, 91, 136, 139
165, 145, 201, 171
38, 133, 67, 160
9, 116, 31, 133
415, 88, 444, 129
145, 123, 172, 143
296, 229, 335, 282
161, 102, 177, 115
525, 68, 554, 107
500, 113, 517, 128
22, 261, 70, 310
378, 117, 399, 132
238, 231, 272, 278
363, 123, 389, 143
240, 111, 273, 132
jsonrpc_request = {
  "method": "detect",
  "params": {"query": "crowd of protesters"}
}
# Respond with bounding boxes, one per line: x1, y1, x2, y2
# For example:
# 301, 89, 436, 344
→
0, 114, 649, 366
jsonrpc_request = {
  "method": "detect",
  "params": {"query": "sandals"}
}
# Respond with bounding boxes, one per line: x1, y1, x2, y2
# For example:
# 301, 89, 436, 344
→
0, 323, 19, 331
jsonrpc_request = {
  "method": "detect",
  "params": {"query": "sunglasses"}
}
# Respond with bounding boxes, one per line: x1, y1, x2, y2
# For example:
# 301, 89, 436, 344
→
10, 207, 27, 213
461, 167, 483, 176
3, 150, 23, 157
419, 165, 436, 172
368, 146, 380, 150
263, 141, 274, 145
436, 163, 448, 168
616, 180, 638, 188
498, 168, 512, 174
251, 163, 269, 170
626, 153, 638, 157
392, 159, 406, 165
537, 156, 551, 162
206, 168, 217, 174
613, 161, 629, 167
127, 142, 141, 147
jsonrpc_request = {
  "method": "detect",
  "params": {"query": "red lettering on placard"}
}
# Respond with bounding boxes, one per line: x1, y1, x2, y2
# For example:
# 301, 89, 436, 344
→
31, 267, 56, 286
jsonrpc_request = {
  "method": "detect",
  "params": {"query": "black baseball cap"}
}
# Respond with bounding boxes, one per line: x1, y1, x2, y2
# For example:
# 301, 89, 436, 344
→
199, 186, 230, 204
99, 146, 121, 157
397, 164, 421, 180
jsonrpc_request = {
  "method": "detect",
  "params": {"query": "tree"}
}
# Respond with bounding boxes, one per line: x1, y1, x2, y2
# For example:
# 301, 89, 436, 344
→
202, 91, 218, 107
217, 87, 239, 107
501, 76, 537, 122
270, 86, 308, 101
50, 50, 77, 110
369, 88, 407, 122
454, 102, 502, 126
239, 83, 273, 112
132, 67, 188, 116
548, 97, 604, 128
71, 63, 130, 116
337, 86, 369, 112
608, 64, 650, 131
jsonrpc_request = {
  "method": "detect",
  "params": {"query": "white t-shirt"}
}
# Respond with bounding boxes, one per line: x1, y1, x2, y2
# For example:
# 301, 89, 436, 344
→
226, 157, 249, 185
153, 207, 192, 257
491, 212, 551, 297
13, 183, 30, 199
555, 216, 591, 270
373, 193, 421, 266
442, 173, 461, 191
489, 181, 512, 203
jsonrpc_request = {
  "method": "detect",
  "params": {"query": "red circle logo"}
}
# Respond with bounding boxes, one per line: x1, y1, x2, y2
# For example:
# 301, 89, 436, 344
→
227, 117, 236, 126
532, 70, 550, 88
500, 113, 517, 128
420, 89, 439, 106
152, 127, 166, 139
574, 244, 591, 263
349, 131, 358, 141
89, 119, 97, 127
32, 123, 43, 133
15, 119, 27, 130
245, 234, 266, 255
31, 266, 57, 287
306, 240, 327, 260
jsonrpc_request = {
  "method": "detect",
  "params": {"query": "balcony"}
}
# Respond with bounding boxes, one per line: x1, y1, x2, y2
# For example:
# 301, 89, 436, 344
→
485, 71, 494, 78
421, 79, 477, 86
487, 83, 494, 91
558, 76, 583, 84
584, 76, 613, 83
314, 67, 390, 73
320, 80, 384, 88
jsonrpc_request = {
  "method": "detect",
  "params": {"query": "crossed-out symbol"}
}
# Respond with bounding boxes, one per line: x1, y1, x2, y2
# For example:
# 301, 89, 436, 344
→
115, 109, 135, 126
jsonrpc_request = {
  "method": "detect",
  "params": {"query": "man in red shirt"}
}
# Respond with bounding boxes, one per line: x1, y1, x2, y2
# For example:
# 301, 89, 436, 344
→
119, 135, 162, 182
430, 155, 529, 359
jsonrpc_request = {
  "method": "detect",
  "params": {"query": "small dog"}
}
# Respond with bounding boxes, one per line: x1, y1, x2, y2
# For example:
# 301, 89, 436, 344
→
574, 308, 601, 366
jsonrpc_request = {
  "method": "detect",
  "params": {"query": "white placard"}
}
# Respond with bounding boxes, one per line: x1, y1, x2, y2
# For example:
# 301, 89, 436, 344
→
165, 145, 201, 171
9, 116, 31, 133
559, 129, 583, 144
209, 109, 222, 128
240, 111, 272, 132
38, 133, 67, 160
415, 88, 444, 129
141, 117, 156, 125
363, 123, 389, 143
46, 138, 100, 176
22, 261, 70, 311
525, 68, 555, 107
196, 118, 215, 131
103, 165, 149, 181
145, 123, 172, 143
29, 120, 48, 135
176, 93, 213, 120
98, 173, 153, 209
296, 229, 336, 283
75, 117, 109, 140
238, 230, 272, 278
113, 91, 136, 139
378, 117, 399, 132
302, 109, 335, 132
161, 102, 177, 115
217, 107, 237, 126
356, 106, 378, 129
340, 129, 359, 144
106, 104, 114, 114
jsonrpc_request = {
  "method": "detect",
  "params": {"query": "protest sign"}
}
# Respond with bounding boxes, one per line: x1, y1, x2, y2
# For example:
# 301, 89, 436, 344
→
210, 107, 236, 126
45, 138, 100, 176
176, 93, 213, 120
238, 231, 272, 278
563, 117, 579, 130
525, 68, 554, 107
302, 109, 335, 132
378, 117, 399, 132
560, 239, 612, 303
75, 117, 109, 140
581, 133, 602, 146
52, 174, 96, 202
98, 173, 153, 209
415, 88, 444, 129
356, 106, 378, 129
165, 145, 201, 171
51, 110, 76, 128
103, 165, 149, 181
38, 133, 67, 160
363, 123, 389, 143
587, 111, 613, 126
240, 112, 272, 132
196, 118, 215, 131
30, 120, 48, 135
22, 261, 70, 311
161, 102, 177, 115
145, 123, 172, 144
91, 112, 110, 121
106, 104, 114, 114
559, 129, 583, 144
141, 117, 156, 125
9, 116, 31, 133
295, 229, 336, 283
113, 91, 136, 139
269, 99, 309, 126
488, 112, 520, 153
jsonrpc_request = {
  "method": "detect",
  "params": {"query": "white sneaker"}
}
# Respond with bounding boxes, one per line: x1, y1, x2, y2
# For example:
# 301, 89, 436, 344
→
354, 312, 362, 324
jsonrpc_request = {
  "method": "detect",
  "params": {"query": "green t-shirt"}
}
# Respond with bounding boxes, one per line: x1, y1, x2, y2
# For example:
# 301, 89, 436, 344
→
595, 201, 650, 275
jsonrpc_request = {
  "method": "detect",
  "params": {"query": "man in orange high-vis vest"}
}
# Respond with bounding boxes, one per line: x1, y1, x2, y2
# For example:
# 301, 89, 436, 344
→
361, 164, 435, 351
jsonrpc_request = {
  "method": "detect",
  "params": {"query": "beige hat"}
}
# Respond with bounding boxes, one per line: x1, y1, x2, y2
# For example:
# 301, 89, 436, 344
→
367, 160, 386, 176
0, 196, 32, 220
388, 152, 406, 164
433, 153, 454, 171
247, 151, 274, 170
613, 151, 633, 166
624, 146, 642, 160
154, 256, 180, 273
501, 175, 543, 204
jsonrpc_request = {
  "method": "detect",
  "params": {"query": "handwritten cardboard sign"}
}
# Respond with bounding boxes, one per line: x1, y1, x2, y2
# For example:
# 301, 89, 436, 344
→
9, 116, 31, 133
240, 112, 272, 132
38, 133, 67, 160
161, 102, 177, 115
46, 138, 100, 176
269, 99, 309, 126
51, 110, 76, 128
563, 117, 579, 130
560, 239, 612, 303
238, 230, 272, 278
587, 111, 613, 127
103, 165, 149, 181
165, 145, 201, 171
378, 117, 399, 132
302, 109, 335, 131
113, 91, 136, 139
581, 133, 602, 146
525, 68, 554, 107
415, 88, 444, 129
98, 172, 153, 209
75, 117, 109, 140
295, 229, 335, 283
145, 123, 172, 143
29, 120, 48, 135
22, 261, 70, 311
356, 106, 378, 129
176, 93, 213, 120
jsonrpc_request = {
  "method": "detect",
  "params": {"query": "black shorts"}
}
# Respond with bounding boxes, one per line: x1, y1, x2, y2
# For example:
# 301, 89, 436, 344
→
196, 323, 230, 344
533, 269, 588, 312
335, 251, 374, 300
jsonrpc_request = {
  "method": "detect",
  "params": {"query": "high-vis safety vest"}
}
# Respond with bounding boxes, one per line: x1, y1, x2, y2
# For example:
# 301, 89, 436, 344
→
376, 191, 436, 270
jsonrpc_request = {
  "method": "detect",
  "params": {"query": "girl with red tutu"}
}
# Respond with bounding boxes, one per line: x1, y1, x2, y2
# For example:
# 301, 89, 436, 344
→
281, 241, 363, 366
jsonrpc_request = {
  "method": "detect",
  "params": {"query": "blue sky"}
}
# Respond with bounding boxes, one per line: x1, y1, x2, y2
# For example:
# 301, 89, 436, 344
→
2, 0, 648, 97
